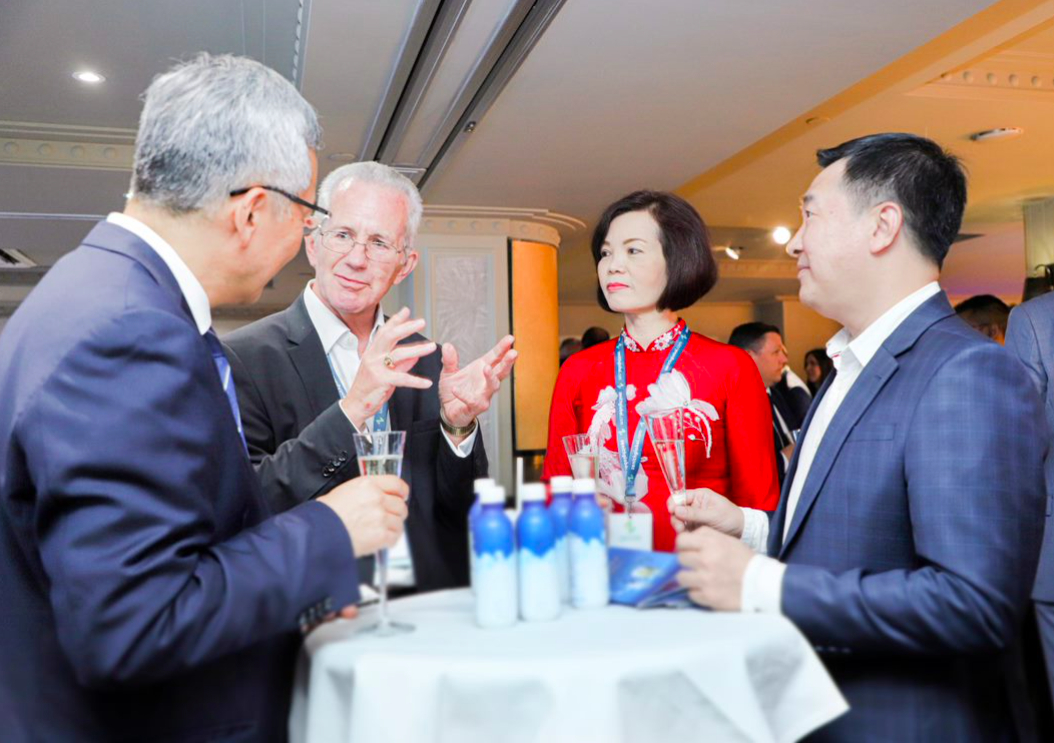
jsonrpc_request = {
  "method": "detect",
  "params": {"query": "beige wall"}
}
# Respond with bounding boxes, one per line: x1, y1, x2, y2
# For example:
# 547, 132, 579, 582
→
559, 302, 757, 344
558, 297, 841, 380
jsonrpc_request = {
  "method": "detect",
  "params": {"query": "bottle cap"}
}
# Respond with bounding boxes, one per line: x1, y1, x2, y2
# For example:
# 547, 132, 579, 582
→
473, 478, 495, 493
571, 478, 596, 495
549, 476, 573, 493
480, 484, 506, 505
520, 483, 546, 502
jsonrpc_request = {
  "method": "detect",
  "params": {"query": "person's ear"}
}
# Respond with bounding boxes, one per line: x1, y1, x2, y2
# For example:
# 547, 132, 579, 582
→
392, 249, 419, 285
230, 188, 269, 246
869, 202, 903, 256
304, 225, 320, 269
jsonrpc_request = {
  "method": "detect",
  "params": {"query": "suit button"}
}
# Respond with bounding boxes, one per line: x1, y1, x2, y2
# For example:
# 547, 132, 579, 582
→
323, 466, 334, 477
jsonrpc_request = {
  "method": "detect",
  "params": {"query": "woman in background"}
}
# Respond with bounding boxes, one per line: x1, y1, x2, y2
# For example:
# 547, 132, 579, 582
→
803, 348, 833, 396
543, 190, 779, 552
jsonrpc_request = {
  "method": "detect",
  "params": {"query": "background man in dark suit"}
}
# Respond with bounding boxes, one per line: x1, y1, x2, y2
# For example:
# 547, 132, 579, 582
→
728, 322, 803, 486
957, 293, 1011, 344
225, 162, 516, 594
673, 133, 1046, 741
0, 54, 409, 742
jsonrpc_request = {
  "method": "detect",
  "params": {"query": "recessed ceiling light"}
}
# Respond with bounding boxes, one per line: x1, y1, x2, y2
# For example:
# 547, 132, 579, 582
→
772, 226, 792, 245
72, 70, 106, 84
969, 126, 1023, 142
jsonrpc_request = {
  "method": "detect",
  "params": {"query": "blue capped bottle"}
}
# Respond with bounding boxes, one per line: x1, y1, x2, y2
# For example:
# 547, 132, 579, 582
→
516, 483, 561, 622
548, 475, 574, 604
569, 477, 610, 609
473, 484, 518, 628
468, 477, 495, 595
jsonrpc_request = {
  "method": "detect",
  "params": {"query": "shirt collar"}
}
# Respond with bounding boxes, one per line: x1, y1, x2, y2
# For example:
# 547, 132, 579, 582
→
106, 212, 212, 335
621, 318, 687, 353
826, 281, 941, 371
302, 280, 385, 355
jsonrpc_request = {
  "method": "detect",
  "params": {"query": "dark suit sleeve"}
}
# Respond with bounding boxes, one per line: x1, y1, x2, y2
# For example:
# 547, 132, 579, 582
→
781, 343, 1046, 655
226, 342, 356, 511
24, 311, 359, 688
423, 357, 487, 583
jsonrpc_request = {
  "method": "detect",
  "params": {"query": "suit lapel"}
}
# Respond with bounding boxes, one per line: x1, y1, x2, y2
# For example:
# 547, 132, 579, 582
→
775, 291, 955, 558
777, 350, 899, 558
284, 294, 341, 419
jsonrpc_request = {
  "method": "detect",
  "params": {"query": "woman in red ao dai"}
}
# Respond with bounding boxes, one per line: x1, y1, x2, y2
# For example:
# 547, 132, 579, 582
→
544, 191, 779, 552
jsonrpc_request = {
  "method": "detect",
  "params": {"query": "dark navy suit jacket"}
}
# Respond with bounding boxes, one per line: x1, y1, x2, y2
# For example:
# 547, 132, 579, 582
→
769, 293, 1046, 742
0, 222, 360, 742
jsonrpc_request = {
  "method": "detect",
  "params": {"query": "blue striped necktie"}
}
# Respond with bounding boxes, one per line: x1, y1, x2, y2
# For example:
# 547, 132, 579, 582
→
204, 329, 248, 452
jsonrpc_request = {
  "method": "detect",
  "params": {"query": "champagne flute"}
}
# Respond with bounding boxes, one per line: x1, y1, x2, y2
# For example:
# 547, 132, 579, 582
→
352, 430, 412, 636
643, 408, 687, 507
562, 433, 596, 480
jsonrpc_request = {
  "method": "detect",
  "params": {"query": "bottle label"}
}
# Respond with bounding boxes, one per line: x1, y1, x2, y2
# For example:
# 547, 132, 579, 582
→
475, 552, 518, 628
570, 534, 610, 608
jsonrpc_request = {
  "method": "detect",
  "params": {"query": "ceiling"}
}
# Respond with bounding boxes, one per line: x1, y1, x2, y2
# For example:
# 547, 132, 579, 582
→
1, 0, 1050, 312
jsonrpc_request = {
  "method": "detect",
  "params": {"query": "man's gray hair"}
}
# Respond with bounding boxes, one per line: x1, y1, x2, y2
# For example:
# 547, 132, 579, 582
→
131, 53, 321, 215
317, 162, 423, 244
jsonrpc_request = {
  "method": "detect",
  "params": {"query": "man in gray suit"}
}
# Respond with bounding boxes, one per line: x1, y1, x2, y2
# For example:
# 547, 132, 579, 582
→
1007, 291, 1054, 716
225, 162, 516, 594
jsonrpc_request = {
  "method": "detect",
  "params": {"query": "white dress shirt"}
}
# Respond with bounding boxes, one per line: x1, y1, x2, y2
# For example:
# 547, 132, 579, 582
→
106, 213, 211, 335
740, 281, 942, 613
302, 282, 477, 588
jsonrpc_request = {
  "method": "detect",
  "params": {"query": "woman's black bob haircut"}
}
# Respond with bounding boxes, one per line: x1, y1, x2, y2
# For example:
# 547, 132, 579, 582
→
591, 190, 718, 313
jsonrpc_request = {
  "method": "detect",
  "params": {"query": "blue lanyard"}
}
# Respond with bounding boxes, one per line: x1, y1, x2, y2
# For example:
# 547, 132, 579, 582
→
614, 326, 691, 497
327, 353, 389, 432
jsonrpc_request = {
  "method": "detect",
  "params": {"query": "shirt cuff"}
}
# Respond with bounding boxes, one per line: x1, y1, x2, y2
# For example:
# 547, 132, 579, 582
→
740, 554, 787, 614
442, 426, 477, 458
338, 399, 363, 433
740, 507, 770, 553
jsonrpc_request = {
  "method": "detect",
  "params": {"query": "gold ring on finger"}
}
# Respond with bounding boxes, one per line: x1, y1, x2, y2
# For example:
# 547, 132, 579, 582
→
383, 354, 396, 369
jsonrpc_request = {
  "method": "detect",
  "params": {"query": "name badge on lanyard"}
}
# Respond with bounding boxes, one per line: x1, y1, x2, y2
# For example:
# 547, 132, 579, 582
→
613, 327, 690, 500
327, 354, 389, 432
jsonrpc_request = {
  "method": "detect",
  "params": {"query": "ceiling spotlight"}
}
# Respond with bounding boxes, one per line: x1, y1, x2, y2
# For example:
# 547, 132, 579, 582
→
772, 226, 792, 245
724, 246, 741, 261
72, 70, 106, 84
969, 126, 1023, 142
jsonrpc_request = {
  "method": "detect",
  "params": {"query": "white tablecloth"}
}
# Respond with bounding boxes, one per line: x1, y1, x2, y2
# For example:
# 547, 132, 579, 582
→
290, 589, 847, 743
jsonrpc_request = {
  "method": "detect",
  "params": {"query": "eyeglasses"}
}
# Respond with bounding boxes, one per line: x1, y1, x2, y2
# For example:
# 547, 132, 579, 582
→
229, 185, 330, 217
316, 227, 404, 264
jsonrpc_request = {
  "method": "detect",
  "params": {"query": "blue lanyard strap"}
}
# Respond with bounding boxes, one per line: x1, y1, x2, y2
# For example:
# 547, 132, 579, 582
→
327, 353, 389, 432
614, 326, 691, 497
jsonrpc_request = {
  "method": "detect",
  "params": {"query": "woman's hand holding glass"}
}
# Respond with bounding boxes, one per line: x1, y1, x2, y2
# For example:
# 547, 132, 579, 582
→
668, 488, 744, 538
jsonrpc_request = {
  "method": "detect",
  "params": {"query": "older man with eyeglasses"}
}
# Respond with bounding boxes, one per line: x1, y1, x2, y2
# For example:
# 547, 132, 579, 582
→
224, 161, 516, 596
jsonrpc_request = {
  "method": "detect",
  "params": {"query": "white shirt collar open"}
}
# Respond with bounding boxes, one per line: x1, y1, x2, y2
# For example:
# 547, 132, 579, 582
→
825, 281, 941, 373
302, 280, 385, 356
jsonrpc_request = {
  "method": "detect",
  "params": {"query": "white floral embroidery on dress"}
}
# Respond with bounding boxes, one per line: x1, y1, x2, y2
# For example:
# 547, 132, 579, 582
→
586, 384, 648, 505
636, 369, 721, 457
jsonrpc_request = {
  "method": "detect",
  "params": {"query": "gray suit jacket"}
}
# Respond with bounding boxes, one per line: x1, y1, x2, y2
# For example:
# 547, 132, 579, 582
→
1007, 292, 1054, 602
223, 293, 485, 591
